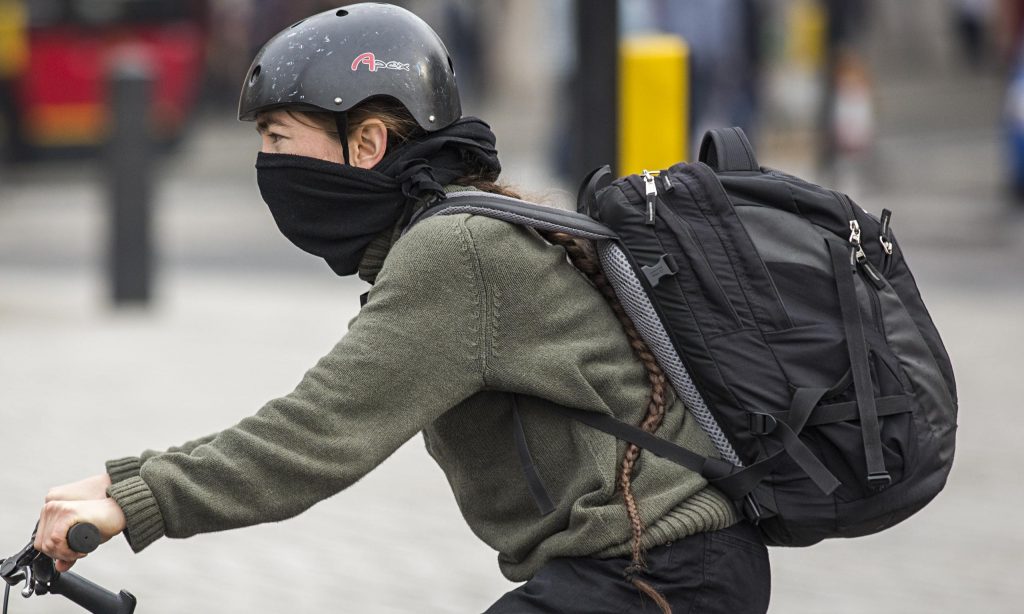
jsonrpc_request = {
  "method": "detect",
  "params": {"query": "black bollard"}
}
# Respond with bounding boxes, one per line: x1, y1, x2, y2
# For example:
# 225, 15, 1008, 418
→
571, 0, 618, 181
106, 52, 155, 306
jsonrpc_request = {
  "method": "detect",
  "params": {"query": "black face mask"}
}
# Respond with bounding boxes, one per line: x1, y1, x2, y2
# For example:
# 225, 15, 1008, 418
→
256, 152, 408, 275
255, 116, 501, 276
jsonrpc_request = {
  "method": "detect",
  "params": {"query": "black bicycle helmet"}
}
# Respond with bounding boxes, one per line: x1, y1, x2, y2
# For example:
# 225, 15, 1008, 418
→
238, 3, 461, 133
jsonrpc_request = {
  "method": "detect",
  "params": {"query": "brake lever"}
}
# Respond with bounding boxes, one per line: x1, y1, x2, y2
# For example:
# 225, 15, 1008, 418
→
1, 551, 37, 600
3, 522, 134, 614
1, 543, 38, 588
1, 524, 46, 598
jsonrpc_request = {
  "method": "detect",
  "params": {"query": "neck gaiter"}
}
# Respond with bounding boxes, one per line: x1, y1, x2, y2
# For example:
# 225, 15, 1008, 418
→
255, 117, 500, 276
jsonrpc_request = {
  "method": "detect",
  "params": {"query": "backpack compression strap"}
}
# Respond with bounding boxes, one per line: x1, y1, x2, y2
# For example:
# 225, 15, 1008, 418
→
698, 127, 759, 172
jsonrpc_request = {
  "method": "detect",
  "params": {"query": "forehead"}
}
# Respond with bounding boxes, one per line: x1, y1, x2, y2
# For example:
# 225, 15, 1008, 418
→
255, 109, 293, 128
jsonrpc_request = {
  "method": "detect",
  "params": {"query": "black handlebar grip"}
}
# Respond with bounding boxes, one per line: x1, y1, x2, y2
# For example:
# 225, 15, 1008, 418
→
49, 571, 137, 614
67, 523, 101, 554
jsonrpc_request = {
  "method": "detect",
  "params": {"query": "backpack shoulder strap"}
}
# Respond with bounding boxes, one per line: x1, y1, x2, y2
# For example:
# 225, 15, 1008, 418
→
698, 127, 759, 172
408, 191, 618, 241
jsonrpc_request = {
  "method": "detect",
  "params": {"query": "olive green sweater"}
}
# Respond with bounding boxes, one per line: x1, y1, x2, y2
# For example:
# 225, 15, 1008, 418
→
105, 203, 737, 582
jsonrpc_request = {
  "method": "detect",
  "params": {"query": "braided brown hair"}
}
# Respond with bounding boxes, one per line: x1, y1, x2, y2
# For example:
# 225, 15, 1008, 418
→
540, 232, 673, 614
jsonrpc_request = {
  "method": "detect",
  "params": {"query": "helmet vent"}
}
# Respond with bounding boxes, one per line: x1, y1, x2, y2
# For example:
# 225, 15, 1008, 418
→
447, 55, 454, 75
249, 65, 261, 86
336, 9, 349, 17
289, 19, 306, 28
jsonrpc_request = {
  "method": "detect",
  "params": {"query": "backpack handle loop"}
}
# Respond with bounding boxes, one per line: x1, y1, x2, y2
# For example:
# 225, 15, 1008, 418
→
698, 127, 759, 172
576, 165, 613, 216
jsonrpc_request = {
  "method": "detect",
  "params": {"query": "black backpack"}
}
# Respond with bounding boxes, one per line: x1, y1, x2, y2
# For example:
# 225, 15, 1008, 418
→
412, 127, 958, 547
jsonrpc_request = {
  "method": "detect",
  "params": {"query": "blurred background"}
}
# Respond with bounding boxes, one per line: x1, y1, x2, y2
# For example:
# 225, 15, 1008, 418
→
1, 0, 1021, 612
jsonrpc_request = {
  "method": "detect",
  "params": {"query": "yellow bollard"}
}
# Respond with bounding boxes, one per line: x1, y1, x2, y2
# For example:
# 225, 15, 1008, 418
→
0, 0, 28, 79
788, 0, 826, 72
619, 34, 689, 176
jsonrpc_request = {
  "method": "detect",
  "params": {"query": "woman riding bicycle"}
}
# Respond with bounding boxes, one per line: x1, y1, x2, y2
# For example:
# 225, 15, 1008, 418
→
33, 4, 770, 612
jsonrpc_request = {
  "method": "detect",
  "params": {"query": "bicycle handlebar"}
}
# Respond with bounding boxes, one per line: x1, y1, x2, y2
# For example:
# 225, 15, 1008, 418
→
2, 523, 136, 614
35, 565, 136, 614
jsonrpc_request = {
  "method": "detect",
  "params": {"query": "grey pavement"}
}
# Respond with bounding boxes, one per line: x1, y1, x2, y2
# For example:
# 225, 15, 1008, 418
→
3, 29, 1024, 614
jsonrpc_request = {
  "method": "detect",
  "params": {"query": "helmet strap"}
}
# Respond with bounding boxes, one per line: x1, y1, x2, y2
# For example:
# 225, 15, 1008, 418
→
334, 112, 351, 166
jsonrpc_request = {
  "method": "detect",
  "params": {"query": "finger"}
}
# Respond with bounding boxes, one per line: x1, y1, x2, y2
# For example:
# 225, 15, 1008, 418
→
45, 483, 74, 503
48, 540, 87, 564
34, 502, 52, 551
55, 559, 77, 573
44, 474, 111, 504
49, 524, 88, 562
45, 482, 68, 503
38, 502, 77, 559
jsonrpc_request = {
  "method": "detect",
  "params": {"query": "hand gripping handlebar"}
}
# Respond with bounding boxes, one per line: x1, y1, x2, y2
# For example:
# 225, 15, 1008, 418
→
1, 523, 136, 614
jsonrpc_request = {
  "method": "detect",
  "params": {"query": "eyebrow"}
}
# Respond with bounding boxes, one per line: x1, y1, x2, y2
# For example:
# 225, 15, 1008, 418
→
256, 117, 287, 134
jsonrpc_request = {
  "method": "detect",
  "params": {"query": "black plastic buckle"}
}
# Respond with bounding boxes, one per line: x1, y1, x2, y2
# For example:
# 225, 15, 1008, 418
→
867, 471, 892, 490
748, 413, 778, 435
641, 254, 678, 288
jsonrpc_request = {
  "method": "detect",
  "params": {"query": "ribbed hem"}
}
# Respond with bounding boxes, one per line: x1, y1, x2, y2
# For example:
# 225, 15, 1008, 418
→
105, 457, 142, 484
357, 231, 394, 284
597, 487, 739, 559
106, 476, 166, 553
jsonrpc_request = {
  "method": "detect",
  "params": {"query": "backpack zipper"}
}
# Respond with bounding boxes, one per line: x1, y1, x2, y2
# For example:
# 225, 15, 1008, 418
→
848, 218, 887, 335
642, 170, 658, 225
864, 264, 885, 336
849, 219, 886, 290
879, 209, 894, 275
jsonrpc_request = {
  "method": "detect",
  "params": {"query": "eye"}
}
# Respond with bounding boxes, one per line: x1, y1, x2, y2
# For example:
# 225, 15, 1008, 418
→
267, 132, 284, 144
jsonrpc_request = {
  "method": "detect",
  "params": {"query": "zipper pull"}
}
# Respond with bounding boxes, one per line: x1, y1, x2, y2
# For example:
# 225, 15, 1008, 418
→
859, 258, 886, 290
849, 219, 886, 289
879, 209, 894, 255
848, 219, 867, 263
642, 170, 657, 226
661, 172, 674, 192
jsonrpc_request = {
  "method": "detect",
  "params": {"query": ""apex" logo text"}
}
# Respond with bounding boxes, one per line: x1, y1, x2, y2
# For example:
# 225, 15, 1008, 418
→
351, 52, 410, 72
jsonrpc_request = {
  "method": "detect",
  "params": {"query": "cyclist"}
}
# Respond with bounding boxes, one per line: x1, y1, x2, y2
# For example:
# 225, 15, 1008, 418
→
33, 4, 770, 612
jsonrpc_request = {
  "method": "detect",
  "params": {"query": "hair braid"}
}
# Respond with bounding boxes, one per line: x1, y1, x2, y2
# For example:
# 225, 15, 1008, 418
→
542, 231, 672, 614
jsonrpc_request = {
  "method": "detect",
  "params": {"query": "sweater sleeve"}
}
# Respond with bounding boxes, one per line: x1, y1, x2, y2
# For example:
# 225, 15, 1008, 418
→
105, 434, 220, 484
111, 217, 487, 552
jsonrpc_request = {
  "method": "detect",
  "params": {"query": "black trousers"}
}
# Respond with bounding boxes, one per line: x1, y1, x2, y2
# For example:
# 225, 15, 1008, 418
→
485, 522, 770, 614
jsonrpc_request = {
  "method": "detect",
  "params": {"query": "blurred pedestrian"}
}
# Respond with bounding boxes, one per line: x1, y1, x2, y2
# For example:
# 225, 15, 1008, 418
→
32, 3, 769, 612
819, 0, 874, 186
996, 0, 1024, 68
951, 0, 995, 68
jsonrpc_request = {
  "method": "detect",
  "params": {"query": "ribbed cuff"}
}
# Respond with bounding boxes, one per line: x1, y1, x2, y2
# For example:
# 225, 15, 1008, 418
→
105, 457, 142, 484
106, 475, 166, 553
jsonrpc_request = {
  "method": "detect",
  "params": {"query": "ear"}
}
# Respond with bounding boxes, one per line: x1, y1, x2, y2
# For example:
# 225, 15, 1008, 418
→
347, 119, 388, 169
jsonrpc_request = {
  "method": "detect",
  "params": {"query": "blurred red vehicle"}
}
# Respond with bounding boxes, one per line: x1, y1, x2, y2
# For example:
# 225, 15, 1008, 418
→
0, 0, 206, 159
